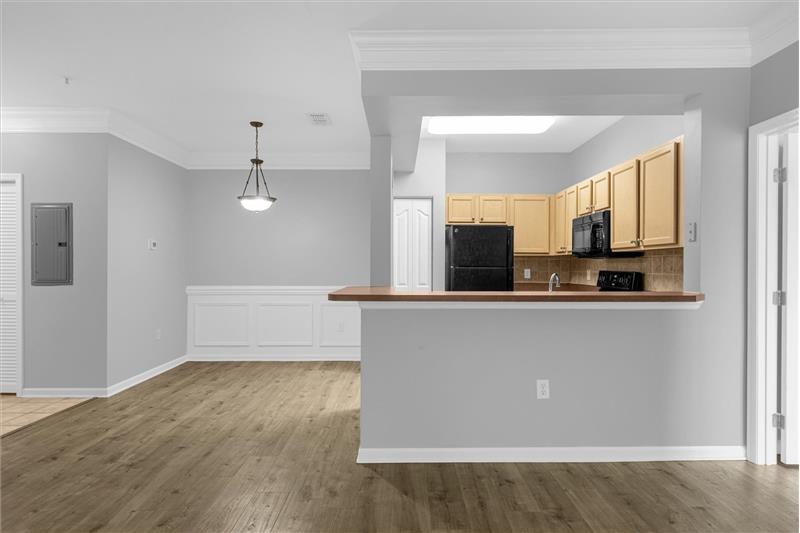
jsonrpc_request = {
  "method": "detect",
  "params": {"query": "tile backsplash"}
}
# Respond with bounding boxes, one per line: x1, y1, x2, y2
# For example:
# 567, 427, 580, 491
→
515, 248, 684, 291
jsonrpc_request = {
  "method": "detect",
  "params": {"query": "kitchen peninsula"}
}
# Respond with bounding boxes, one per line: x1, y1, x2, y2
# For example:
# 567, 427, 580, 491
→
331, 285, 705, 464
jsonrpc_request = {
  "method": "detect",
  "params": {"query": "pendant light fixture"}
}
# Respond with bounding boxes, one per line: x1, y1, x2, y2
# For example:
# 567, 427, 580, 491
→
238, 121, 277, 212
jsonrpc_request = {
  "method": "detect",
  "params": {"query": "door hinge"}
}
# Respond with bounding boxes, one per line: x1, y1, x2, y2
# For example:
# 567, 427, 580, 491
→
773, 413, 785, 429
773, 291, 786, 306
773, 167, 788, 183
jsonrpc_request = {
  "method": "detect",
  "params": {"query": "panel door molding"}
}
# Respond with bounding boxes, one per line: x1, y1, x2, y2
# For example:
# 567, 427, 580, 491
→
446, 195, 476, 223
509, 195, 549, 254
0, 174, 23, 393
639, 142, 679, 247
256, 303, 313, 346
610, 159, 640, 250
393, 198, 432, 291
592, 171, 611, 211
478, 195, 507, 223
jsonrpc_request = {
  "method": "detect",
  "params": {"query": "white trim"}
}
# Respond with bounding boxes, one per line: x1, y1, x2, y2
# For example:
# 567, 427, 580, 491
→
21, 355, 189, 398
0, 107, 369, 170
105, 355, 188, 397
20, 387, 106, 398
357, 446, 747, 464
749, 4, 799, 66
350, 28, 754, 71
357, 301, 703, 311
186, 285, 344, 296
747, 108, 799, 465
187, 353, 359, 362
0, 173, 24, 394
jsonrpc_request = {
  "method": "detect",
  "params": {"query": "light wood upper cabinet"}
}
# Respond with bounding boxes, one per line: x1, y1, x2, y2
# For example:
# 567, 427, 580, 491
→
478, 195, 507, 223
553, 190, 567, 254
577, 179, 593, 215
509, 195, 549, 254
639, 142, 678, 247
610, 159, 640, 250
446, 195, 477, 223
591, 172, 611, 211
564, 186, 578, 253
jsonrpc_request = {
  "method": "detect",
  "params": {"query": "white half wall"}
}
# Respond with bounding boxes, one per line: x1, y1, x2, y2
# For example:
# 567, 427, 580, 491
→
186, 286, 361, 360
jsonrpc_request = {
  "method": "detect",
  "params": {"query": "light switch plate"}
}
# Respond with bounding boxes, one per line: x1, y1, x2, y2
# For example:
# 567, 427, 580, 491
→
147, 239, 158, 251
687, 222, 697, 242
523, 268, 531, 280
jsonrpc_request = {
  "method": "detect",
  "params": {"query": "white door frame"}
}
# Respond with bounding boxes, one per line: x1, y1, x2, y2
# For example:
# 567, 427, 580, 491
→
747, 109, 798, 464
0, 173, 24, 394
392, 196, 433, 291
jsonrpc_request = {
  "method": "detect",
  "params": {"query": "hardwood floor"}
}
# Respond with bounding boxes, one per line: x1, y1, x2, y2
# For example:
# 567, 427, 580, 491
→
1, 362, 797, 533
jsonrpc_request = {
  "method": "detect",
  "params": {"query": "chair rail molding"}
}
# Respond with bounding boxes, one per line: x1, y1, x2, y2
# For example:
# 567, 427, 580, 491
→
349, 27, 783, 71
186, 286, 361, 361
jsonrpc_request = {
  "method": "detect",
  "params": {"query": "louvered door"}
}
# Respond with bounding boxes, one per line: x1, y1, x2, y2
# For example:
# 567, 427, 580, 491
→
0, 174, 22, 393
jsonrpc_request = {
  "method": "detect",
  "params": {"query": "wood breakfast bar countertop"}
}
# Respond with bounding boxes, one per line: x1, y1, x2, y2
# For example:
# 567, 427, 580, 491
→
328, 285, 705, 304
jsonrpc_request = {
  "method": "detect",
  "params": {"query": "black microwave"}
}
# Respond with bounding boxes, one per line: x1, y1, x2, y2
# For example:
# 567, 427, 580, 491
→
572, 210, 642, 258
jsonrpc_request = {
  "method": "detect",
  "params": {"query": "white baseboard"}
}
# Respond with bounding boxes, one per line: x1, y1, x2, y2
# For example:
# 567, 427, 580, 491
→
21, 355, 189, 398
356, 445, 747, 464
21, 387, 107, 398
186, 354, 360, 362
105, 355, 189, 396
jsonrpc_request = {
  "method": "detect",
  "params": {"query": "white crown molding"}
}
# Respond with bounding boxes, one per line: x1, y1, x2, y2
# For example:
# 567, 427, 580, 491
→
749, 4, 799, 65
351, 26, 798, 71
186, 151, 370, 170
1, 107, 369, 170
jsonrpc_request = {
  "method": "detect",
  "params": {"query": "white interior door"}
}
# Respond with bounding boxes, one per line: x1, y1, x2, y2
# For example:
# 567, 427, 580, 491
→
780, 130, 798, 465
393, 198, 432, 291
0, 174, 23, 394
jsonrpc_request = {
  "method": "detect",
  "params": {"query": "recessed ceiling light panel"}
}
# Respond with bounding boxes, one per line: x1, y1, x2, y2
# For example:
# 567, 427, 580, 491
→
427, 116, 556, 135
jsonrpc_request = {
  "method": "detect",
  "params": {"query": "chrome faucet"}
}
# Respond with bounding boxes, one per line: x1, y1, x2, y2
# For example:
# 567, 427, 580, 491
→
548, 272, 561, 292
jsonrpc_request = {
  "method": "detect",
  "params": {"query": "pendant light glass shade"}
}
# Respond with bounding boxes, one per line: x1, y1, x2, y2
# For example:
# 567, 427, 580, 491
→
237, 121, 277, 212
239, 195, 275, 212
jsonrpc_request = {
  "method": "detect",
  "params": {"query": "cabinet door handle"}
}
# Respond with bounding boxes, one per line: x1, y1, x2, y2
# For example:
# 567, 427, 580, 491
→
480, 217, 484, 221
630, 240, 637, 244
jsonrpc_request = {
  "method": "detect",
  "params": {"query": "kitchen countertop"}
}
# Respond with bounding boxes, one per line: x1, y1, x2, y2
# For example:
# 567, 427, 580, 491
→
329, 286, 704, 303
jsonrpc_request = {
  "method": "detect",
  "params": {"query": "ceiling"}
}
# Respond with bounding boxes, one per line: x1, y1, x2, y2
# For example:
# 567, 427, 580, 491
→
421, 116, 625, 153
1, 1, 795, 168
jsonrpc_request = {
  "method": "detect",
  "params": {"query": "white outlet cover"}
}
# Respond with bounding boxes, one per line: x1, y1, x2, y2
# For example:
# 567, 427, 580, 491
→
536, 379, 550, 399
523, 268, 531, 279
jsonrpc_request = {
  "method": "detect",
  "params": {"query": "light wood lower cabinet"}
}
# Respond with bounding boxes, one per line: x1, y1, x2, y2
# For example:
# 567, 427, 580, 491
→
639, 142, 679, 247
508, 195, 550, 254
446, 195, 477, 223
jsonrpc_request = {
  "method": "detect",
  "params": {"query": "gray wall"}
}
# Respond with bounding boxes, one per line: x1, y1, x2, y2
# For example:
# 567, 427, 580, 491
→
1, 133, 108, 389
447, 153, 571, 194
359, 65, 753, 448
187, 168, 370, 286
370, 136, 393, 286
750, 42, 799, 125
362, 308, 737, 448
568, 115, 685, 181
394, 138, 446, 290
107, 137, 189, 386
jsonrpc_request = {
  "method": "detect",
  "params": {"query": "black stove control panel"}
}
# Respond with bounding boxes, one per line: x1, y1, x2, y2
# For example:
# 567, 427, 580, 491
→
596, 270, 644, 291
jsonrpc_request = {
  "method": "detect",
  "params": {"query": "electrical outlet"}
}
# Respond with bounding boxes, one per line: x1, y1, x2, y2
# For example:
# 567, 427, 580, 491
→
523, 268, 531, 280
155, 328, 162, 340
536, 379, 550, 399
586, 269, 591, 281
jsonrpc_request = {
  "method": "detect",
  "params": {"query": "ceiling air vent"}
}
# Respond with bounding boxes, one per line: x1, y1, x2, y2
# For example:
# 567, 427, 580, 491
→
307, 112, 331, 126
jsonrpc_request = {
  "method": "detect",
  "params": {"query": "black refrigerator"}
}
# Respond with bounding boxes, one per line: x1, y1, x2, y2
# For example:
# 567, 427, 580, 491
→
445, 225, 514, 291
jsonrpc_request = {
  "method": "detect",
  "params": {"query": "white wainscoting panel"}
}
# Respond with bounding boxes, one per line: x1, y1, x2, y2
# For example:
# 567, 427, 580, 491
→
193, 303, 249, 347
187, 286, 360, 360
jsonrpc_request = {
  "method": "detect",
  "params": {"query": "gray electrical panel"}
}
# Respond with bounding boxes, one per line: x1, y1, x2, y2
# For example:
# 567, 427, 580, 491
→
32, 203, 73, 285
